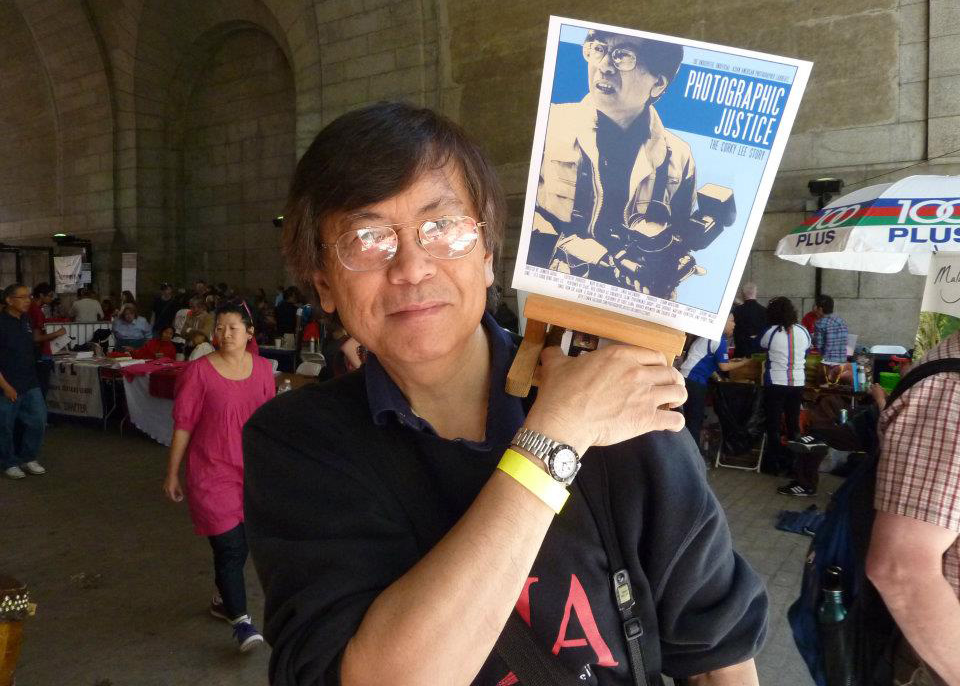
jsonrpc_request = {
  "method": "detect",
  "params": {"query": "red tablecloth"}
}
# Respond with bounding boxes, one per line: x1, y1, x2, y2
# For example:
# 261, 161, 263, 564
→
121, 359, 188, 399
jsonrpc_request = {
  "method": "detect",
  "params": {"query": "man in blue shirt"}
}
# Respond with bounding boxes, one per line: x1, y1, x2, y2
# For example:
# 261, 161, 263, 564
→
0, 283, 50, 479
811, 294, 848, 366
680, 313, 751, 449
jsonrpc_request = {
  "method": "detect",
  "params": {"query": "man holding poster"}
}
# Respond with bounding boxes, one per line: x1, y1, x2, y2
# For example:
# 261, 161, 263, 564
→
245, 102, 767, 686
531, 30, 704, 299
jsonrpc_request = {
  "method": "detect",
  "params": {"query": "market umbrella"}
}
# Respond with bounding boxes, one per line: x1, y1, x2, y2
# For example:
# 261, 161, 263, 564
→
775, 175, 960, 275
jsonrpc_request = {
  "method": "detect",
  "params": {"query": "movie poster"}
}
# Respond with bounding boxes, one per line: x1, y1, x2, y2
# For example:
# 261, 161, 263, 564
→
513, 16, 811, 340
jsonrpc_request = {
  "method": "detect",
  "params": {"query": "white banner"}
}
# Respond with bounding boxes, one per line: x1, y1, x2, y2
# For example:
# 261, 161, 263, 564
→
920, 252, 960, 319
46, 362, 103, 418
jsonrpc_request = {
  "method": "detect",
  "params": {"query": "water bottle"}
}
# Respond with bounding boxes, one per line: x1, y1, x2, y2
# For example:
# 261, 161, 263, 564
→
817, 566, 854, 686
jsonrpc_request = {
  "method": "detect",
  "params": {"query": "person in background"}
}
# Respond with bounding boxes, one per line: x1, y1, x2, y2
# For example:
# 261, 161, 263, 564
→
759, 296, 811, 477
1, 284, 52, 479
151, 283, 178, 335
193, 279, 209, 299
866, 329, 960, 685
121, 290, 136, 307
113, 304, 152, 350
732, 283, 767, 356
182, 296, 214, 341
101, 297, 116, 321
163, 303, 275, 652
131, 326, 177, 360
273, 285, 284, 308
188, 331, 215, 361
811, 294, 849, 367
800, 303, 821, 335
70, 287, 104, 322
274, 286, 300, 336
28, 283, 67, 397
172, 295, 192, 339
680, 313, 751, 451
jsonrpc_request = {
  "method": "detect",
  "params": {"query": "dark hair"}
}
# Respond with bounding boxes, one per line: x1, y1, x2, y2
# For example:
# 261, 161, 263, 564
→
32, 282, 53, 297
215, 302, 254, 329
3, 283, 26, 301
766, 296, 798, 328
584, 31, 684, 83
281, 101, 506, 301
816, 294, 834, 314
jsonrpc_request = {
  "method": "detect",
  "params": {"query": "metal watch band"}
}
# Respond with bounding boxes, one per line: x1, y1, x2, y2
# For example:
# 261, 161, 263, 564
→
511, 427, 579, 485
511, 427, 562, 460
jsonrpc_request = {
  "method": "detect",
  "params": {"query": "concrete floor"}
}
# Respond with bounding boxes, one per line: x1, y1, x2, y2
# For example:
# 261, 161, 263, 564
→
1, 422, 831, 685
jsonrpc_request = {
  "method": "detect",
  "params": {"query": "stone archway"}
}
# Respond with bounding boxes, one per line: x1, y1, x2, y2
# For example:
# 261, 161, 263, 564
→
171, 24, 297, 292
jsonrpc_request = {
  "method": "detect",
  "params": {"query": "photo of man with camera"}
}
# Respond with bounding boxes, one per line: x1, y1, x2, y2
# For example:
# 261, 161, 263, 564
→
530, 30, 735, 301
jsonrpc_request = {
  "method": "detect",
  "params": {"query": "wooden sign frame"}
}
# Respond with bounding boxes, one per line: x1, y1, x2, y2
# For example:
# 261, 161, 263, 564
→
505, 294, 687, 397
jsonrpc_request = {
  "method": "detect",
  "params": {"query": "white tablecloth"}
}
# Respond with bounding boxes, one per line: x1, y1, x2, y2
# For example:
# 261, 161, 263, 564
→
46, 361, 104, 418
123, 376, 173, 446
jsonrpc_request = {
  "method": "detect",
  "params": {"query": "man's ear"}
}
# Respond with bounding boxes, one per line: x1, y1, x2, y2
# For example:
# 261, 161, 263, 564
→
311, 270, 338, 314
483, 249, 495, 288
650, 75, 669, 100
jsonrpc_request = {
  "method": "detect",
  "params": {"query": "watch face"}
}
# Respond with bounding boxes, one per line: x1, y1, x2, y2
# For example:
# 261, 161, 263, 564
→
551, 447, 578, 480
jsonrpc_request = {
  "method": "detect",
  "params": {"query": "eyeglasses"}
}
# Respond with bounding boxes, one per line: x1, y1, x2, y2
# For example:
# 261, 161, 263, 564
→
582, 40, 639, 72
322, 215, 484, 272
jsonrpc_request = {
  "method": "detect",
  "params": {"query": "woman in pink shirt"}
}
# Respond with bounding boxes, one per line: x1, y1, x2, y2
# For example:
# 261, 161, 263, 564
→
163, 303, 275, 651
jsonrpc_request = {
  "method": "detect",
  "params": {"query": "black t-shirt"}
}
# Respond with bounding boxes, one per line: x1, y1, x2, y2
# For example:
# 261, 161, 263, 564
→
0, 311, 39, 393
275, 301, 298, 335
732, 299, 768, 356
151, 295, 178, 333
243, 316, 768, 685
593, 111, 649, 247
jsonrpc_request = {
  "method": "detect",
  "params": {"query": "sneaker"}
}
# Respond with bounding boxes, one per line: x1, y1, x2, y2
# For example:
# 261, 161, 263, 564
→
778, 481, 817, 497
4, 466, 26, 479
23, 461, 46, 475
787, 435, 828, 453
231, 616, 264, 653
209, 596, 230, 622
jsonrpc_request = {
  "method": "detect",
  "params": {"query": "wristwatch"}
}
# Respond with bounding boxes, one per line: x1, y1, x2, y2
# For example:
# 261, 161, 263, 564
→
511, 427, 581, 486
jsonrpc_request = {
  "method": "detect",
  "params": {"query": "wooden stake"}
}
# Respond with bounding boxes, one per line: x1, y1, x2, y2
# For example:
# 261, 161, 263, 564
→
505, 294, 687, 398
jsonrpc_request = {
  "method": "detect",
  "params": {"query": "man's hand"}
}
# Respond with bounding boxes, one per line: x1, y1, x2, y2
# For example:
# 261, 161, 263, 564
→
54, 327, 66, 337
868, 383, 887, 410
525, 344, 686, 455
341, 337, 363, 371
2, 386, 17, 403
684, 658, 759, 685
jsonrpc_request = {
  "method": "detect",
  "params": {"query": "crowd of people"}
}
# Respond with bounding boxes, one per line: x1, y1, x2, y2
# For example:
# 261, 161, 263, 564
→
3, 97, 957, 686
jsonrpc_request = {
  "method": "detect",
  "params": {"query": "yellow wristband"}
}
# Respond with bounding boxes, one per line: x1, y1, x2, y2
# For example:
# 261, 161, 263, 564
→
497, 449, 570, 514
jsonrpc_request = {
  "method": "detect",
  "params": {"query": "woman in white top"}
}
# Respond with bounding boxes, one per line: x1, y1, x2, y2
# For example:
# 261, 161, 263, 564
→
758, 296, 811, 475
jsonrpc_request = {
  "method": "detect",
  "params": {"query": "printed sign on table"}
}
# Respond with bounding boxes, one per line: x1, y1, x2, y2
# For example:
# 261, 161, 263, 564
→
46, 362, 103, 418
513, 16, 811, 339
915, 252, 960, 358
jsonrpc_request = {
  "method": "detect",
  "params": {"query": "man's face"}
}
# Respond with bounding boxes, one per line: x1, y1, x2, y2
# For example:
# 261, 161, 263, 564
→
585, 36, 668, 122
312, 164, 494, 367
161, 287, 173, 299
5, 287, 32, 315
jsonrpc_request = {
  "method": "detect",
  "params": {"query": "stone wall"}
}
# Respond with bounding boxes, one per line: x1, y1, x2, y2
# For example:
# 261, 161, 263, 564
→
0, 0, 952, 348
0, 0, 58, 237
180, 28, 296, 292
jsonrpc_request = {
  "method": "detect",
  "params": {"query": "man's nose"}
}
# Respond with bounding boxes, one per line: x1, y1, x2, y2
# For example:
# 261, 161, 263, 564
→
386, 226, 437, 285
598, 51, 617, 75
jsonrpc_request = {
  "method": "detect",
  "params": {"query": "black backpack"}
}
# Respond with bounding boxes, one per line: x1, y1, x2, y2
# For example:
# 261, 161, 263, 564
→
788, 357, 960, 685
